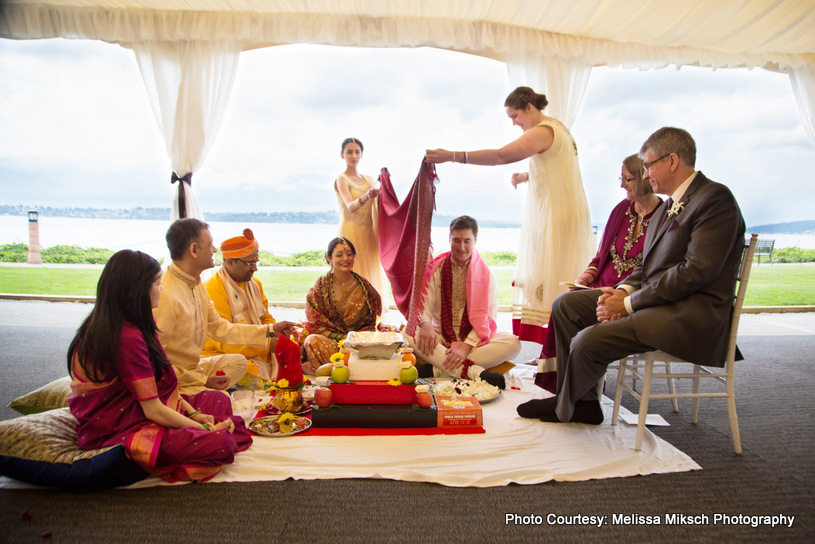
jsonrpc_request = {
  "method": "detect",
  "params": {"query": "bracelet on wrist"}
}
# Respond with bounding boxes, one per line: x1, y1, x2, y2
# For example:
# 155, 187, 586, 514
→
188, 410, 201, 418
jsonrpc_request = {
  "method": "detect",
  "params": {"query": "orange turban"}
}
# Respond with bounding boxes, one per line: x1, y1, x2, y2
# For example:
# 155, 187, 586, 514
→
220, 228, 259, 258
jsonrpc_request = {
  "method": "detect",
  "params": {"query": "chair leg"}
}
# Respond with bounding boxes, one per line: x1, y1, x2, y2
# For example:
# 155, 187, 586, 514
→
691, 365, 701, 424
635, 360, 654, 451
611, 359, 627, 426
726, 366, 742, 455
666, 361, 679, 412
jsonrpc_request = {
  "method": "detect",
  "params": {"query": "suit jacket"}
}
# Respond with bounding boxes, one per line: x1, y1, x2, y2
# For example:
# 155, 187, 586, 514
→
619, 172, 745, 366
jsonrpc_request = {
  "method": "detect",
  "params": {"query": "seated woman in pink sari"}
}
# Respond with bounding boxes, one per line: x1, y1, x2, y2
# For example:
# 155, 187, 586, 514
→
536, 155, 662, 391
303, 237, 382, 373
67, 250, 252, 483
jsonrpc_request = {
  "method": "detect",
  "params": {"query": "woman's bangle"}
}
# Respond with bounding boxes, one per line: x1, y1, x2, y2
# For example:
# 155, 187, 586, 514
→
201, 423, 211, 431
463, 151, 469, 164
452, 151, 457, 163
188, 410, 201, 418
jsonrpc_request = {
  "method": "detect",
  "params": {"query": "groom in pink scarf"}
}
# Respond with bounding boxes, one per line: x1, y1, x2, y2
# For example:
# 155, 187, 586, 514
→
406, 216, 521, 389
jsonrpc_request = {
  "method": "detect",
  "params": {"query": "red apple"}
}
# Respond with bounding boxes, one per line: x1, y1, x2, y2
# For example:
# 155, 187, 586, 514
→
314, 387, 333, 408
415, 391, 433, 409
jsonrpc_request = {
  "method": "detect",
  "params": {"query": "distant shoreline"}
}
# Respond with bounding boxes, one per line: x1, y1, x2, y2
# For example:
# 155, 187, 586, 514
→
0, 206, 522, 229
3, 205, 811, 233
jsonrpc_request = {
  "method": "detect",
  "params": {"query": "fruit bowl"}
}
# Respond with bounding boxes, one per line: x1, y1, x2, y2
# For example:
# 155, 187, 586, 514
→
343, 331, 403, 359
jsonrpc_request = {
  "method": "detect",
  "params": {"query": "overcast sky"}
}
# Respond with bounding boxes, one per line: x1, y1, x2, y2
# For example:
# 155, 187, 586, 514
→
1, 38, 813, 229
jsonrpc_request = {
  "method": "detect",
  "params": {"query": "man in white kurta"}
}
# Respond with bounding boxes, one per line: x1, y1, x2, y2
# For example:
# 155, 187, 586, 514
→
405, 216, 521, 389
154, 219, 291, 395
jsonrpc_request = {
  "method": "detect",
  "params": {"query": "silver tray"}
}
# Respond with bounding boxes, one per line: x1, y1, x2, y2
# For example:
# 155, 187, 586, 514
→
429, 380, 503, 404
249, 415, 312, 437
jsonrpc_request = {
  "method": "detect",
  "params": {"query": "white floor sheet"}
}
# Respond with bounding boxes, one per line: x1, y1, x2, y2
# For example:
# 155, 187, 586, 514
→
130, 366, 700, 489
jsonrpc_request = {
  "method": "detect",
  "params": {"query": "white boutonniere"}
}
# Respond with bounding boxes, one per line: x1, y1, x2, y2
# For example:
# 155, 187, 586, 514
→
666, 201, 685, 220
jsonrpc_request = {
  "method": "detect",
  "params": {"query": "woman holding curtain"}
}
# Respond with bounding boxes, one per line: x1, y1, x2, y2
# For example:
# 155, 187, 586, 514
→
425, 86, 594, 359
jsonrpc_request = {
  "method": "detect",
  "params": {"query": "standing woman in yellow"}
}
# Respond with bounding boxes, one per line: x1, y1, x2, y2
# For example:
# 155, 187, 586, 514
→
334, 137, 385, 298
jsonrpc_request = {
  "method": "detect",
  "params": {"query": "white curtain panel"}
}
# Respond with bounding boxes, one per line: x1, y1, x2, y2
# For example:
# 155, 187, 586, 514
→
132, 40, 241, 220
789, 64, 815, 147
506, 54, 593, 130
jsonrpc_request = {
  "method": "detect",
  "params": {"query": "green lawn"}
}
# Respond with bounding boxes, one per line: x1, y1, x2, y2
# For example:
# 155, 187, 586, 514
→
1, 264, 813, 307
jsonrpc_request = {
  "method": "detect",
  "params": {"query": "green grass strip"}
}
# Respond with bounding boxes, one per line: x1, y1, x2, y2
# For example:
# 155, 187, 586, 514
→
1, 264, 813, 307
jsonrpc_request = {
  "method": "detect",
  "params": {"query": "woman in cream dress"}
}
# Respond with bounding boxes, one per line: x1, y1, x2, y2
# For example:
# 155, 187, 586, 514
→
425, 87, 594, 358
334, 137, 385, 298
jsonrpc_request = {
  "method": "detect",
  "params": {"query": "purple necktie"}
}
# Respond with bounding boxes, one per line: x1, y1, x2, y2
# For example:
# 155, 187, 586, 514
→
658, 197, 674, 230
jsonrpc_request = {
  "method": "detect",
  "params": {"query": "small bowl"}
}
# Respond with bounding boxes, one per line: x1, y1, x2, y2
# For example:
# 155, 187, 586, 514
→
230, 390, 256, 424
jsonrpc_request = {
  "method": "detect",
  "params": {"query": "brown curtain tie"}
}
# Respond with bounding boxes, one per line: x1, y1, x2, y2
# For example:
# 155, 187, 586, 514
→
171, 172, 193, 218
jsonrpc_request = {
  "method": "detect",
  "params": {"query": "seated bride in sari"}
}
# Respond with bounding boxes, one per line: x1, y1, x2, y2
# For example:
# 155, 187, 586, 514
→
303, 237, 382, 373
67, 249, 252, 483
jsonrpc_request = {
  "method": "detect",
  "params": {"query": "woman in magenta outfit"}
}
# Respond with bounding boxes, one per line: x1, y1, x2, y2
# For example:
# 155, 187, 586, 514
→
536, 155, 662, 391
67, 250, 252, 483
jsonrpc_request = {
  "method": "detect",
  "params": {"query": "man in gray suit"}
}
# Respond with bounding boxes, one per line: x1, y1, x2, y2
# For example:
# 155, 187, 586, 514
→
518, 127, 746, 424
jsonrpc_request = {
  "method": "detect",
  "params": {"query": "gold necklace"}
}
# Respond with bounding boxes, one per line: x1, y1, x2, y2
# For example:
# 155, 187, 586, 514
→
334, 276, 356, 294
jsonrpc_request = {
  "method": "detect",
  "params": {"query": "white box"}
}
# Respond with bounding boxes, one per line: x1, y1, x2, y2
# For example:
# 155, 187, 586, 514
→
348, 354, 402, 381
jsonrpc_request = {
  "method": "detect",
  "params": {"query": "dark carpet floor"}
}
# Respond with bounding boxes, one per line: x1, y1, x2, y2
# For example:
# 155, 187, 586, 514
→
0, 302, 813, 543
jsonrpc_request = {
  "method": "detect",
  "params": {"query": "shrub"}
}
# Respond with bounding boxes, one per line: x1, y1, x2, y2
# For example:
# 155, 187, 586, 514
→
0, 243, 28, 262
481, 251, 517, 266
259, 249, 325, 267
41, 245, 114, 264
773, 247, 815, 263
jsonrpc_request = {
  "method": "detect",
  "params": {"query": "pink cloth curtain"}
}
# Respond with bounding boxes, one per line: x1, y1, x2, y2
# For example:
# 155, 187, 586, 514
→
377, 163, 438, 336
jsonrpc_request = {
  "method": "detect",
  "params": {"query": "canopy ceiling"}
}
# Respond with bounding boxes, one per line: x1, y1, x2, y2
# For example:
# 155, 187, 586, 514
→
2, 0, 814, 69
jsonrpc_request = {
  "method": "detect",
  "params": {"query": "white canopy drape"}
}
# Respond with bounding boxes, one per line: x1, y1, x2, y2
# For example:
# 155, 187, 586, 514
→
2, 0, 814, 170
131, 40, 241, 219
789, 65, 815, 146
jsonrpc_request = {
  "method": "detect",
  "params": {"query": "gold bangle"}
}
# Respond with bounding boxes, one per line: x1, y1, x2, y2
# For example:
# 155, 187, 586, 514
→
188, 410, 201, 418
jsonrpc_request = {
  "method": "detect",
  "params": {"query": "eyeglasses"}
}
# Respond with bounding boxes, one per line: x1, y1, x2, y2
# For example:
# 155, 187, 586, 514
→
234, 258, 259, 267
619, 176, 636, 183
643, 153, 671, 171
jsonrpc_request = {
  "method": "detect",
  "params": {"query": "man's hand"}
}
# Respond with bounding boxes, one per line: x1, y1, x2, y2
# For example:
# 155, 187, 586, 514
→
273, 320, 297, 338
415, 321, 438, 357
442, 342, 474, 371
206, 375, 230, 390
596, 287, 629, 322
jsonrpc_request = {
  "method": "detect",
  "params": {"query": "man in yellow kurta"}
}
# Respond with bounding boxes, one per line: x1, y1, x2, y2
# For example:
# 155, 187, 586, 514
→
202, 229, 280, 381
154, 219, 295, 395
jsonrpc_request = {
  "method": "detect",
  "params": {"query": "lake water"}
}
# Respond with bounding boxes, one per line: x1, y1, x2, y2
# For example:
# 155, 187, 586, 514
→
1, 216, 813, 260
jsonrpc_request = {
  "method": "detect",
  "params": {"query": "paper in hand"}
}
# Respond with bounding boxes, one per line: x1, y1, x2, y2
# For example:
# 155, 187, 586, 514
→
559, 281, 592, 290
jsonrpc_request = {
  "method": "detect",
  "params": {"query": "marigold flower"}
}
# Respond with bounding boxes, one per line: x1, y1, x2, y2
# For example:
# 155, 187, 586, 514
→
330, 352, 344, 364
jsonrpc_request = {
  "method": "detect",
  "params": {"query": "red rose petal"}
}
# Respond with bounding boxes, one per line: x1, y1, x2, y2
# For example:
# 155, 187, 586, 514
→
20, 511, 32, 521
215, 370, 226, 376
41, 531, 52, 538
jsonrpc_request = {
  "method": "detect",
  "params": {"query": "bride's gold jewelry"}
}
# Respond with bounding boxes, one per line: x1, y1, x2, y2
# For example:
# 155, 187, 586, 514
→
333, 274, 357, 294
